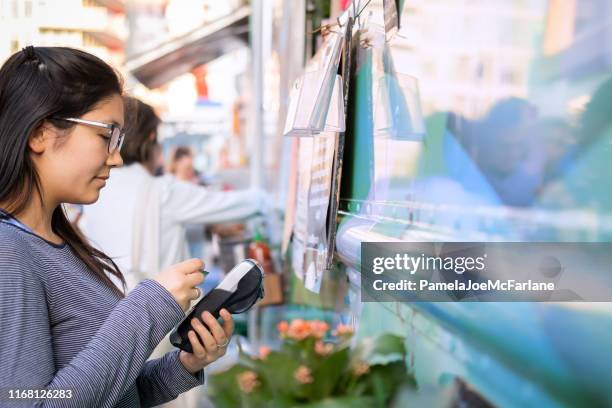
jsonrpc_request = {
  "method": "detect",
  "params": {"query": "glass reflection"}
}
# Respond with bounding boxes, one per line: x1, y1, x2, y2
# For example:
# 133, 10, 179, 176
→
342, 0, 612, 242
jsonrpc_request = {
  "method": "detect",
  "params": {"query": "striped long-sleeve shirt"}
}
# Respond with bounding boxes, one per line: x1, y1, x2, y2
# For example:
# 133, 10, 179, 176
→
0, 217, 205, 407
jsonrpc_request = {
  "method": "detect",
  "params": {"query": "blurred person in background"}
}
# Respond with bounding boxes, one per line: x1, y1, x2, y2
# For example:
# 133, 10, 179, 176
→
166, 144, 245, 264
166, 145, 208, 263
0, 46, 233, 407
167, 145, 201, 184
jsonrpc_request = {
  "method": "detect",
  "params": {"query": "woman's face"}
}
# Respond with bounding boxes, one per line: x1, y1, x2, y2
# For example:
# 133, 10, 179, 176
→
34, 94, 124, 205
175, 154, 195, 181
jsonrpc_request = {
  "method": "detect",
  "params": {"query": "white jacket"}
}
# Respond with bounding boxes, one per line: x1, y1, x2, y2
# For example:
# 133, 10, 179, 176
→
81, 163, 264, 290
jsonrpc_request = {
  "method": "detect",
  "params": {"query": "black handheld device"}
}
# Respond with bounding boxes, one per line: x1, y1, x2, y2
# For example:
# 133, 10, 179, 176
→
170, 259, 265, 353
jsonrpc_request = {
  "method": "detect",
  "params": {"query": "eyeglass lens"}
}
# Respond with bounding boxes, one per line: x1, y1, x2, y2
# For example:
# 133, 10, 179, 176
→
109, 127, 123, 153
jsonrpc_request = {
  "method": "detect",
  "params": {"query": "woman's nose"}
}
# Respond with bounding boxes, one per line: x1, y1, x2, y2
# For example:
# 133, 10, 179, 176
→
106, 148, 124, 167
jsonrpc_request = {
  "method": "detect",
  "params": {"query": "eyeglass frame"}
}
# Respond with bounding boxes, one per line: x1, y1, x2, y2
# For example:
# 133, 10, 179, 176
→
50, 117, 125, 154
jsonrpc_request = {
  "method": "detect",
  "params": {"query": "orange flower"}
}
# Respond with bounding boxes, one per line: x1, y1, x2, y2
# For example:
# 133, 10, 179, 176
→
332, 323, 354, 337
277, 321, 289, 336
310, 320, 329, 339
294, 365, 313, 384
259, 346, 271, 360
237, 371, 259, 393
280, 319, 331, 341
314, 340, 333, 356
287, 319, 311, 341
352, 361, 370, 376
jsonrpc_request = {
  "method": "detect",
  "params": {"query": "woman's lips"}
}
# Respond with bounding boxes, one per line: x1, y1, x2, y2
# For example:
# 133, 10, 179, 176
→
94, 177, 108, 186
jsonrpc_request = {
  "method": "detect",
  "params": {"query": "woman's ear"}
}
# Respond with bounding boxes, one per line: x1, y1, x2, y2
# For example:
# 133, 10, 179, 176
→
28, 122, 51, 154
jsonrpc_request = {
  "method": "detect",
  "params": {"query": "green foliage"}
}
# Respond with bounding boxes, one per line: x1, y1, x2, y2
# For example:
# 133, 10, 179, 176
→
209, 325, 416, 408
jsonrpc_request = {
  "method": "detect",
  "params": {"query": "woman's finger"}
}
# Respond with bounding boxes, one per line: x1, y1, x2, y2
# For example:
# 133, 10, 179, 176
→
202, 311, 227, 346
175, 258, 204, 275
191, 318, 218, 353
187, 330, 207, 358
185, 270, 205, 287
219, 309, 235, 339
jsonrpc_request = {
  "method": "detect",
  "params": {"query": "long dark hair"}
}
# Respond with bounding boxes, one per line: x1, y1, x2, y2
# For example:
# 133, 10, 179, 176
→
0, 46, 126, 296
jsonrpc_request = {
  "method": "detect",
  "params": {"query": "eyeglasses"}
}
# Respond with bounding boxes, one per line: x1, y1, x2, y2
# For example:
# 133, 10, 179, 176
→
51, 117, 125, 154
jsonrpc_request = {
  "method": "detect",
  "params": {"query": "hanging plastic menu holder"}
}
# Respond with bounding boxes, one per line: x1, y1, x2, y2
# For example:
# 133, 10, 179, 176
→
374, 71, 425, 140
283, 28, 346, 137
383, 0, 400, 41
370, 25, 425, 140
324, 74, 345, 132
283, 72, 344, 136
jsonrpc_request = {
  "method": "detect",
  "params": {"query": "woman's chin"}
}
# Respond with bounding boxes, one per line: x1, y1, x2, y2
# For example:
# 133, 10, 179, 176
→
75, 190, 101, 205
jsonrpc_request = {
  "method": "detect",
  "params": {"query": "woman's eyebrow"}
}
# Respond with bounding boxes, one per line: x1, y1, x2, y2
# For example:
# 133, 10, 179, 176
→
104, 119, 123, 128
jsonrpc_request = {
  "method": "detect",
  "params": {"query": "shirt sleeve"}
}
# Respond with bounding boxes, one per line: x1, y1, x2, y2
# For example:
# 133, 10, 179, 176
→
136, 350, 206, 408
0, 250, 186, 408
160, 177, 266, 225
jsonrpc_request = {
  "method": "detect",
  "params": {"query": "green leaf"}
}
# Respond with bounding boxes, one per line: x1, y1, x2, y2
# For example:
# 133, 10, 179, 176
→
281, 338, 311, 360
369, 334, 406, 356
354, 362, 416, 406
208, 365, 250, 408
354, 334, 406, 365
309, 347, 351, 399
371, 371, 388, 407
257, 352, 303, 398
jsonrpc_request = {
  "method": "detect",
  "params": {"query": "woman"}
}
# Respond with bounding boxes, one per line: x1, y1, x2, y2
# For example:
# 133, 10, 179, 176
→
167, 146, 200, 184
80, 98, 265, 291
81, 98, 264, 408
0, 46, 233, 407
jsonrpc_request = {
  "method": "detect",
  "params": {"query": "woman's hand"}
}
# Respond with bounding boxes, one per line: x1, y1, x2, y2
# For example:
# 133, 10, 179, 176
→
179, 309, 234, 374
154, 258, 205, 311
